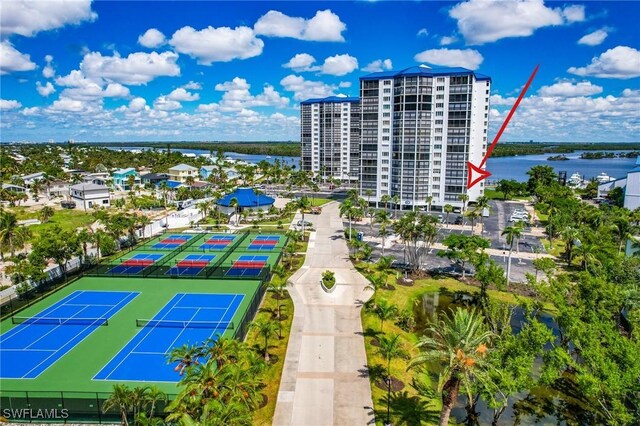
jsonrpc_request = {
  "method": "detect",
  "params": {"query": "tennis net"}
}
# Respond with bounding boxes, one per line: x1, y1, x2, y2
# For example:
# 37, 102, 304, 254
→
11, 317, 109, 326
135, 319, 234, 329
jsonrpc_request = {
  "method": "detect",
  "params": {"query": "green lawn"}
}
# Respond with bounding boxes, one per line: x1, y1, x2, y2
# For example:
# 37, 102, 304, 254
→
10, 206, 95, 236
0, 276, 262, 394
309, 197, 331, 207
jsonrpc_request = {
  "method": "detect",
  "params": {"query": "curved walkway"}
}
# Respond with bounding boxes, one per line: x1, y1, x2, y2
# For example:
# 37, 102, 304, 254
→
273, 202, 375, 426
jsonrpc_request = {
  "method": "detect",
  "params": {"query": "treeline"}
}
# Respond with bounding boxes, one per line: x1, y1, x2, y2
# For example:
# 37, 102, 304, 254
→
493, 142, 640, 157
93, 141, 301, 157
580, 151, 640, 159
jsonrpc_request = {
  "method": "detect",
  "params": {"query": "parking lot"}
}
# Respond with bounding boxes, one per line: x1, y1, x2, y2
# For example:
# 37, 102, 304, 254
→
349, 200, 546, 283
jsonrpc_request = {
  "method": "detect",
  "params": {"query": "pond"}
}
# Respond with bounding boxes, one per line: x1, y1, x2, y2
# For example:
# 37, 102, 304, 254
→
413, 291, 596, 425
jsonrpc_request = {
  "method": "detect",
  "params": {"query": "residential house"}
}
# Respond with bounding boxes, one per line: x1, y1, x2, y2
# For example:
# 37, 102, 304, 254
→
83, 172, 110, 186
70, 183, 111, 211
112, 168, 140, 190
21, 172, 46, 185
48, 180, 70, 197
168, 164, 198, 183
141, 173, 170, 185
200, 166, 215, 180
1, 183, 26, 193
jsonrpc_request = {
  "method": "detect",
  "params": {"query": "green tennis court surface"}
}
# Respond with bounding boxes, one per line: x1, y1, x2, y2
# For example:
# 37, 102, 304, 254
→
0, 277, 261, 394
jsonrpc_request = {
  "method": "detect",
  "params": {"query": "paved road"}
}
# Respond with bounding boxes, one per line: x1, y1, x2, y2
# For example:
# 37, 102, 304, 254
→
273, 202, 375, 426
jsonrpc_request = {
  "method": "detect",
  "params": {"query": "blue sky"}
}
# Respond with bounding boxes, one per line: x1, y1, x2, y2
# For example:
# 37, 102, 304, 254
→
0, 0, 638, 143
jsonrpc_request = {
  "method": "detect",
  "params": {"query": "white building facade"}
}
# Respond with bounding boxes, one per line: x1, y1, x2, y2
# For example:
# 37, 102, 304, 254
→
70, 183, 110, 210
358, 66, 491, 210
300, 95, 361, 182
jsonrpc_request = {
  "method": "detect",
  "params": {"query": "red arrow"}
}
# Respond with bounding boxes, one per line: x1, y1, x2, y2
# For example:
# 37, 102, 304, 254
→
467, 65, 540, 189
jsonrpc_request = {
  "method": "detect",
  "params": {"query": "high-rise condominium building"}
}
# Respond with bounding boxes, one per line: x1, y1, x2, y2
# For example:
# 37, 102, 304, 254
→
300, 95, 360, 182
360, 66, 491, 210
300, 66, 490, 210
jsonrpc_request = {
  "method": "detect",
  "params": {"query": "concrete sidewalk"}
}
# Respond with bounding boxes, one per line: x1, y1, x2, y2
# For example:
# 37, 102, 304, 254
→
273, 202, 375, 426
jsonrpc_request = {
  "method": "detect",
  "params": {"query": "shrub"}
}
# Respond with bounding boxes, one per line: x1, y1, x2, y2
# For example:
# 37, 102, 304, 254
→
321, 270, 336, 289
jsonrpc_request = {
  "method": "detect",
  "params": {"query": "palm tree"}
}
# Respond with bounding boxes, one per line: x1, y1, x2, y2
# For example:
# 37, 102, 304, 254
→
168, 343, 205, 376
137, 215, 152, 239
410, 308, 494, 426
561, 226, 580, 267
185, 175, 196, 187
458, 193, 469, 214
425, 195, 434, 212
474, 196, 490, 234
392, 195, 401, 219
296, 196, 311, 234
268, 279, 288, 338
14, 225, 32, 255
229, 197, 239, 225
159, 181, 169, 209
501, 223, 523, 285
375, 299, 398, 332
340, 199, 356, 240
250, 318, 278, 362
380, 194, 391, 214
39, 206, 55, 223
377, 334, 407, 426
145, 386, 167, 420
0, 209, 18, 259
102, 384, 132, 426
443, 204, 454, 228
75, 228, 93, 265
574, 242, 601, 272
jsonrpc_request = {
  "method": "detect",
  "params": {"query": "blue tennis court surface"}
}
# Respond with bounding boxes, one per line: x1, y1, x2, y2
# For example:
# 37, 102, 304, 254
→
0, 291, 139, 379
198, 235, 236, 250
165, 254, 217, 276
248, 235, 280, 251
94, 293, 243, 382
226, 255, 269, 277
152, 234, 193, 250
108, 253, 164, 275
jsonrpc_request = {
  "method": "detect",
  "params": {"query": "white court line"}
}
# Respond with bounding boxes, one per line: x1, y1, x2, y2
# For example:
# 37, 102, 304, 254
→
0, 291, 87, 343
98, 294, 188, 381
21, 292, 139, 379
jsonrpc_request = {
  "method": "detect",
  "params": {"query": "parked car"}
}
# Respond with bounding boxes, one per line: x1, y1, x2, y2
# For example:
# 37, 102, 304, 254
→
60, 200, 76, 209
454, 216, 464, 225
297, 220, 313, 227
391, 260, 411, 271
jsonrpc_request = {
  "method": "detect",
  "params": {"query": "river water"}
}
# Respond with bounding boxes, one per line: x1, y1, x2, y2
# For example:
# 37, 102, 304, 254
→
111, 146, 637, 182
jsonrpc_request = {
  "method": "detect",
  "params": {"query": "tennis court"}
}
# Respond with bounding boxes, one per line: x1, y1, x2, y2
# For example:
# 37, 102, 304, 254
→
108, 253, 164, 275
246, 235, 282, 251
196, 234, 236, 251
94, 293, 243, 382
165, 254, 217, 277
151, 234, 193, 250
0, 291, 139, 379
225, 255, 269, 277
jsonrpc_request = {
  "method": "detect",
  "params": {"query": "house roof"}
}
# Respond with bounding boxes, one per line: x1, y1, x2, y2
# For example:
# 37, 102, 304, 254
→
200, 165, 216, 172
360, 66, 491, 82
2, 183, 26, 191
141, 173, 169, 180
169, 163, 197, 172
22, 172, 45, 180
216, 187, 275, 207
70, 183, 109, 191
113, 168, 137, 175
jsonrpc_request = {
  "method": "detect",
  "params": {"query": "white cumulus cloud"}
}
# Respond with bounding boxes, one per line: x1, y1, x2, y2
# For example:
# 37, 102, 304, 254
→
214, 77, 289, 111
138, 28, 166, 48
283, 53, 319, 72
181, 81, 202, 90
568, 46, 640, 79
0, 0, 96, 36
254, 9, 346, 42
0, 41, 36, 75
414, 48, 483, 70
42, 54, 55, 78
128, 97, 147, 112
578, 29, 609, 46
538, 80, 603, 97
169, 26, 263, 64
36, 81, 56, 97
362, 59, 393, 73
167, 88, 199, 102
0, 99, 22, 110
321, 54, 358, 76
154, 96, 182, 111
440, 36, 458, 46
80, 51, 180, 85
280, 74, 338, 101
103, 83, 130, 98
450, 0, 585, 45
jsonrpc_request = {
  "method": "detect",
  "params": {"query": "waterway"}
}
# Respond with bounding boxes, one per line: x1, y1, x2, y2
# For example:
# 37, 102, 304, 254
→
110, 146, 637, 182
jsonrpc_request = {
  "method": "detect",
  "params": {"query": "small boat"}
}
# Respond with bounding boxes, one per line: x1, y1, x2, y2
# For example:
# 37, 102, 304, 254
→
265, 156, 272, 159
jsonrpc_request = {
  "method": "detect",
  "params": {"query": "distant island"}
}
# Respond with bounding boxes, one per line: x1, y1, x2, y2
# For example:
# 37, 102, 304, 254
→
580, 151, 640, 160
547, 155, 569, 161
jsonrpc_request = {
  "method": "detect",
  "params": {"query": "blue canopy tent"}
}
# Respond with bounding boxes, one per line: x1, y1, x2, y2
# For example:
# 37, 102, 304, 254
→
216, 188, 275, 215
